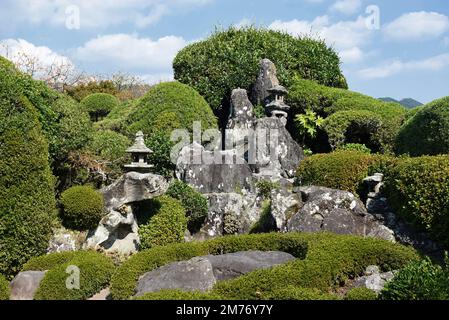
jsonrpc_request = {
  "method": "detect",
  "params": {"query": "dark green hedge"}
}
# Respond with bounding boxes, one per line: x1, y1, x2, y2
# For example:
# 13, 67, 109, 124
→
34, 251, 115, 300
173, 27, 347, 116
60, 186, 104, 231
0, 274, 9, 300
81, 93, 119, 122
383, 155, 449, 246
0, 64, 56, 277
110, 233, 309, 300
395, 96, 449, 156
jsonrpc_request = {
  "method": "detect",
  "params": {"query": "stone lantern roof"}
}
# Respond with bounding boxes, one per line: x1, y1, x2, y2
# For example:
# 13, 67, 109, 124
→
126, 131, 152, 154
267, 85, 288, 95
124, 131, 153, 172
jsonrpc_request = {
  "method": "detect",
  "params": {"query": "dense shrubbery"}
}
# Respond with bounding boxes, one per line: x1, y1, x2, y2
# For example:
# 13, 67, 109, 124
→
33, 251, 115, 300
296, 151, 391, 195
0, 274, 9, 300
174, 27, 346, 116
95, 100, 138, 132
88, 130, 130, 162
138, 196, 188, 250
23, 251, 81, 271
146, 131, 176, 179
383, 155, 449, 246
345, 287, 377, 300
60, 186, 104, 231
166, 181, 208, 233
288, 78, 406, 152
336, 143, 371, 154
66, 81, 119, 102
81, 93, 120, 122
0, 62, 56, 277
381, 258, 449, 300
395, 96, 449, 156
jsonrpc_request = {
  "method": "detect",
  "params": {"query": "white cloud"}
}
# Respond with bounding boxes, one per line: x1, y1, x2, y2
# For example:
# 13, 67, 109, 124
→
2, 0, 213, 29
384, 11, 449, 41
269, 15, 372, 64
358, 53, 449, 79
75, 34, 188, 71
330, 0, 362, 15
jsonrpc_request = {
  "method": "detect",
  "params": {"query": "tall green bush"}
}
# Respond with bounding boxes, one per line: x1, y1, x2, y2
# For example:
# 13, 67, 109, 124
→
0, 64, 56, 276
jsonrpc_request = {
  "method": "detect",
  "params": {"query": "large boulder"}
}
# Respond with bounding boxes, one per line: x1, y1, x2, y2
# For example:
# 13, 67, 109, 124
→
251, 59, 280, 107
287, 186, 395, 241
227, 88, 255, 130
135, 251, 295, 296
9, 271, 47, 300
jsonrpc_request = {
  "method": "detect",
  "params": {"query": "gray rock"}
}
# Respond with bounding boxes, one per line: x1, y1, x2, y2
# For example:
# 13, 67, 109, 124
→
135, 257, 216, 296
227, 89, 255, 130
251, 59, 280, 107
47, 227, 85, 253
102, 171, 168, 212
269, 182, 302, 231
9, 271, 47, 300
352, 265, 395, 294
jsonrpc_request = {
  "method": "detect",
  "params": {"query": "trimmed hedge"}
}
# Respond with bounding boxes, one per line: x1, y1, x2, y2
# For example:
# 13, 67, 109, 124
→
174, 27, 347, 117
138, 196, 188, 250
33, 251, 115, 300
336, 143, 371, 154
0, 274, 9, 300
81, 93, 120, 121
0, 64, 56, 277
296, 151, 391, 195
60, 186, 104, 231
88, 130, 130, 162
125, 81, 218, 137
135, 289, 223, 300
345, 287, 377, 300
395, 96, 449, 156
110, 233, 309, 300
383, 155, 449, 246
166, 180, 209, 233
23, 251, 80, 271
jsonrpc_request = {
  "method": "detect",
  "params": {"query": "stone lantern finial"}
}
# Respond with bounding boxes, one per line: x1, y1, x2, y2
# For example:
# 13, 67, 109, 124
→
124, 131, 153, 173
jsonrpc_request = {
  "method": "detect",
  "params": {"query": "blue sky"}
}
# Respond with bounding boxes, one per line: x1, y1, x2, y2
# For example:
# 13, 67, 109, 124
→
1, 0, 448, 103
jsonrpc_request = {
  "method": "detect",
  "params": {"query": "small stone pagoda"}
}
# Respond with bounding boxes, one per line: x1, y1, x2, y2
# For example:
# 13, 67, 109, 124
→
265, 85, 290, 125
124, 131, 153, 173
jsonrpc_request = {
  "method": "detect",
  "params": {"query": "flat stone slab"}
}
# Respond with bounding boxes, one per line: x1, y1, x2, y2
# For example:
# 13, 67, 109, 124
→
9, 271, 47, 300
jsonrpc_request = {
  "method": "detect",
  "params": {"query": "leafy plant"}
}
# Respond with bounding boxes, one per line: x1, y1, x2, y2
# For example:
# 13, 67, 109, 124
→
295, 108, 324, 146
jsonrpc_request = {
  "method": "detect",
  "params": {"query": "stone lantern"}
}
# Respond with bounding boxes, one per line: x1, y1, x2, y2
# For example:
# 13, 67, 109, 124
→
124, 131, 153, 173
265, 85, 290, 125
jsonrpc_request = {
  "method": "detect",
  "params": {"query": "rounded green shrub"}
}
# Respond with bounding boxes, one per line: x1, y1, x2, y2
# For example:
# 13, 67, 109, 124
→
166, 180, 208, 233
174, 27, 346, 117
81, 93, 120, 121
34, 251, 115, 300
383, 155, 449, 246
138, 196, 188, 250
95, 100, 138, 132
125, 81, 217, 136
23, 251, 80, 271
345, 287, 377, 300
266, 286, 338, 300
66, 80, 118, 102
336, 143, 371, 154
0, 65, 56, 277
135, 289, 222, 300
380, 258, 449, 300
296, 151, 392, 195
88, 130, 130, 162
60, 186, 104, 231
0, 274, 9, 300
395, 96, 449, 156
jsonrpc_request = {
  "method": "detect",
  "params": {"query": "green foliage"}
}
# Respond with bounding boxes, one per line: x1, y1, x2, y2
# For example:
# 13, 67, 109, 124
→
345, 287, 377, 300
174, 27, 346, 116
166, 180, 208, 233
95, 100, 138, 132
383, 155, 449, 246
223, 211, 242, 235
336, 143, 371, 154
81, 93, 120, 121
266, 286, 338, 300
0, 274, 9, 300
253, 105, 266, 119
125, 81, 217, 137
255, 180, 280, 199
296, 151, 391, 195
88, 130, 130, 162
66, 80, 118, 102
380, 258, 449, 300
0, 56, 15, 69
146, 131, 176, 179
110, 233, 309, 300
34, 251, 115, 300
23, 251, 80, 271
288, 78, 406, 153
395, 96, 449, 156
135, 289, 223, 300
138, 196, 188, 250
295, 109, 324, 145
0, 65, 56, 277
60, 186, 104, 231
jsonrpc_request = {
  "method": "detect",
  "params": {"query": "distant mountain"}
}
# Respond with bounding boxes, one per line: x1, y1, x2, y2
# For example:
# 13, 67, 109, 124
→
378, 97, 423, 109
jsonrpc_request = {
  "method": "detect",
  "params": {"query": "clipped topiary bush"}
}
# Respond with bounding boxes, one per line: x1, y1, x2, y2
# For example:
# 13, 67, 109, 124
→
125, 81, 217, 137
345, 287, 377, 300
296, 151, 392, 195
0, 274, 9, 300
60, 186, 104, 231
88, 130, 130, 162
166, 180, 208, 233
138, 196, 188, 250
174, 27, 347, 119
380, 258, 449, 300
0, 65, 56, 277
81, 93, 120, 122
383, 155, 449, 246
135, 289, 223, 300
34, 251, 115, 300
395, 96, 449, 156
